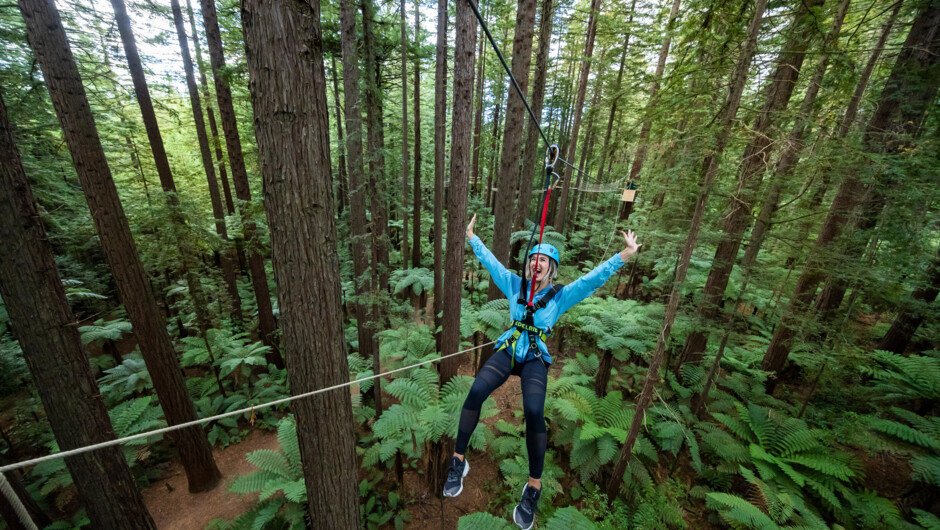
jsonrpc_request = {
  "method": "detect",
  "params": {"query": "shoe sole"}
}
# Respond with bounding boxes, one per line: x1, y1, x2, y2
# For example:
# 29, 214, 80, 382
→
442, 460, 469, 498
513, 484, 535, 530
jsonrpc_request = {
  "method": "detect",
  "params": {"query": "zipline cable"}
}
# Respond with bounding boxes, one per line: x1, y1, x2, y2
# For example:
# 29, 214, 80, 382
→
0, 472, 37, 530
0, 340, 496, 476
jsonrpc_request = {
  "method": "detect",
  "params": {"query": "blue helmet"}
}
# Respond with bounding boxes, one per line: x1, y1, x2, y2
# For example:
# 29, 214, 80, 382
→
527, 244, 560, 265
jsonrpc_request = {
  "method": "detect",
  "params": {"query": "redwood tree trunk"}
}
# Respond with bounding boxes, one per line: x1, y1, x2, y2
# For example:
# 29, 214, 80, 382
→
20, 0, 220, 493
606, 0, 768, 499
169, 0, 243, 326
412, 0, 422, 269
429, 0, 475, 495
677, 0, 824, 369
199, 0, 282, 368
400, 0, 411, 269
554, 0, 602, 234
514, 0, 554, 233
489, 0, 537, 301
242, 1, 361, 524
360, 0, 391, 297
0, 89, 155, 530
762, 0, 940, 381
330, 55, 349, 217
185, 0, 248, 276
595, 0, 634, 186
623, 0, 680, 221
471, 21, 486, 197
339, 0, 381, 414
432, 0, 448, 350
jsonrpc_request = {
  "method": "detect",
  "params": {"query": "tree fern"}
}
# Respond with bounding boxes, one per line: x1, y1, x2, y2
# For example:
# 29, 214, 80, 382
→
543, 506, 596, 529
457, 512, 514, 530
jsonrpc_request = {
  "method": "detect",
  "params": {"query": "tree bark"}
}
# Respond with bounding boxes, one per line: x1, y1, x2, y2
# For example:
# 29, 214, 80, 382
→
430, 0, 475, 496
339, 0, 381, 415
489, 0, 537, 301
241, 1, 361, 524
19, 0, 221, 493
0, 89, 156, 530
606, 0, 768, 500
677, 0, 827, 370
199, 0, 282, 367
170, 0, 243, 327
762, 0, 940, 382
554, 0, 602, 234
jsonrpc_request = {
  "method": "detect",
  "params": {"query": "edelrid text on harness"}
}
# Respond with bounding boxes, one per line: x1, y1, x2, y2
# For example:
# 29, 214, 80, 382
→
496, 279, 564, 366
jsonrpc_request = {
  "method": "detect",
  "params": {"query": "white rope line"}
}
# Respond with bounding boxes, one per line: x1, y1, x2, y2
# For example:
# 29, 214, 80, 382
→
0, 472, 38, 530
0, 341, 495, 475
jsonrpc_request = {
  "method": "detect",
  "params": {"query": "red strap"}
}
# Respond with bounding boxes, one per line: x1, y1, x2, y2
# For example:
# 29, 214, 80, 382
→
528, 188, 553, 306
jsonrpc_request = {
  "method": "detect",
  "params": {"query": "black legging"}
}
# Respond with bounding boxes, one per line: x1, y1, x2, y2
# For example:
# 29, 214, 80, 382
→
454, 349, 548, 479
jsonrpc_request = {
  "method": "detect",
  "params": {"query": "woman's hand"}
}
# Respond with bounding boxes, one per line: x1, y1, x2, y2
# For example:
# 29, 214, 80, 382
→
466, 213, 477, 240
619, 230, 641, 261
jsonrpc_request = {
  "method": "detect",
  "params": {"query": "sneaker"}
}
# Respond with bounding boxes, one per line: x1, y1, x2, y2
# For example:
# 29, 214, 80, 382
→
513, 483, 541, 530
443, 456, 469, 497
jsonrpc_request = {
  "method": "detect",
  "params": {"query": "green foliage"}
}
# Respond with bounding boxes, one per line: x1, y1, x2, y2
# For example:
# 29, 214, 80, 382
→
363, 368, 496, 466
98, 352, 152, 403
78, 317, 132, 346
390, 267, 434, 296
358, 475, 411, 529
222, 416, 306, 529
869, 407, 940, 488
861, 350, 940, 403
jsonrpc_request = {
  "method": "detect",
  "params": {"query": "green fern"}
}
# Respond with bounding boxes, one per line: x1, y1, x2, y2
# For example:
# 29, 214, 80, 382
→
457, 512, 514, 530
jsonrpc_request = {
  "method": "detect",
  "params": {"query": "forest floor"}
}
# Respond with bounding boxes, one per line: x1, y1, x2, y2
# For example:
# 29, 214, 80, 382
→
141, 428, 279, 529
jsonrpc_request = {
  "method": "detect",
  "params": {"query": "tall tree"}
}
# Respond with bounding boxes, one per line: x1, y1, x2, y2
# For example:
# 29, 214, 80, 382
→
606, 0, 769, 499
19, 0, 221, 493
186, 0, 246, 274
595, 0, 635, 186
400, 0, 411, 269
762, 0, 940, 382
360, 0, 391, 296
514, 0, 554, 232
0, 90, 156, 530
411, 0, 422, 269
339, 0, 381, 415
199, 0, 282, 367
676, 0, 826, 369
432, 0, 448, 350
553, 0, 602, 233
429, 0, 475, 495
489, 0, 537, 301
623, 0, 680, 219
242, 0, 360, 524
330, 55, 349, 216
111, 0, 217, 348
471, 15, 486, 197
169, 0, 243, 327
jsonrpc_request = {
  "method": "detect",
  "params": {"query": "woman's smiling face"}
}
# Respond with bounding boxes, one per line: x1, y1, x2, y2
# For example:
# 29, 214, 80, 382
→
528, 254, 552, 283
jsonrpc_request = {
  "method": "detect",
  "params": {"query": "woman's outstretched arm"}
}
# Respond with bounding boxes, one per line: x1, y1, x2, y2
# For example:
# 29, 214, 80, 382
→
466, 214, 520, 300
555, 230, 641, 315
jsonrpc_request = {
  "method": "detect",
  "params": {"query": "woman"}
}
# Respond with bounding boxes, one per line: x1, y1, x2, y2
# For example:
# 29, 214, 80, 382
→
445, 213, 640, 530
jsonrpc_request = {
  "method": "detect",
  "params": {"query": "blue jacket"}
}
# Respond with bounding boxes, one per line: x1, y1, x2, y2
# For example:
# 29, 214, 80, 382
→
469, 235, 626, 365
